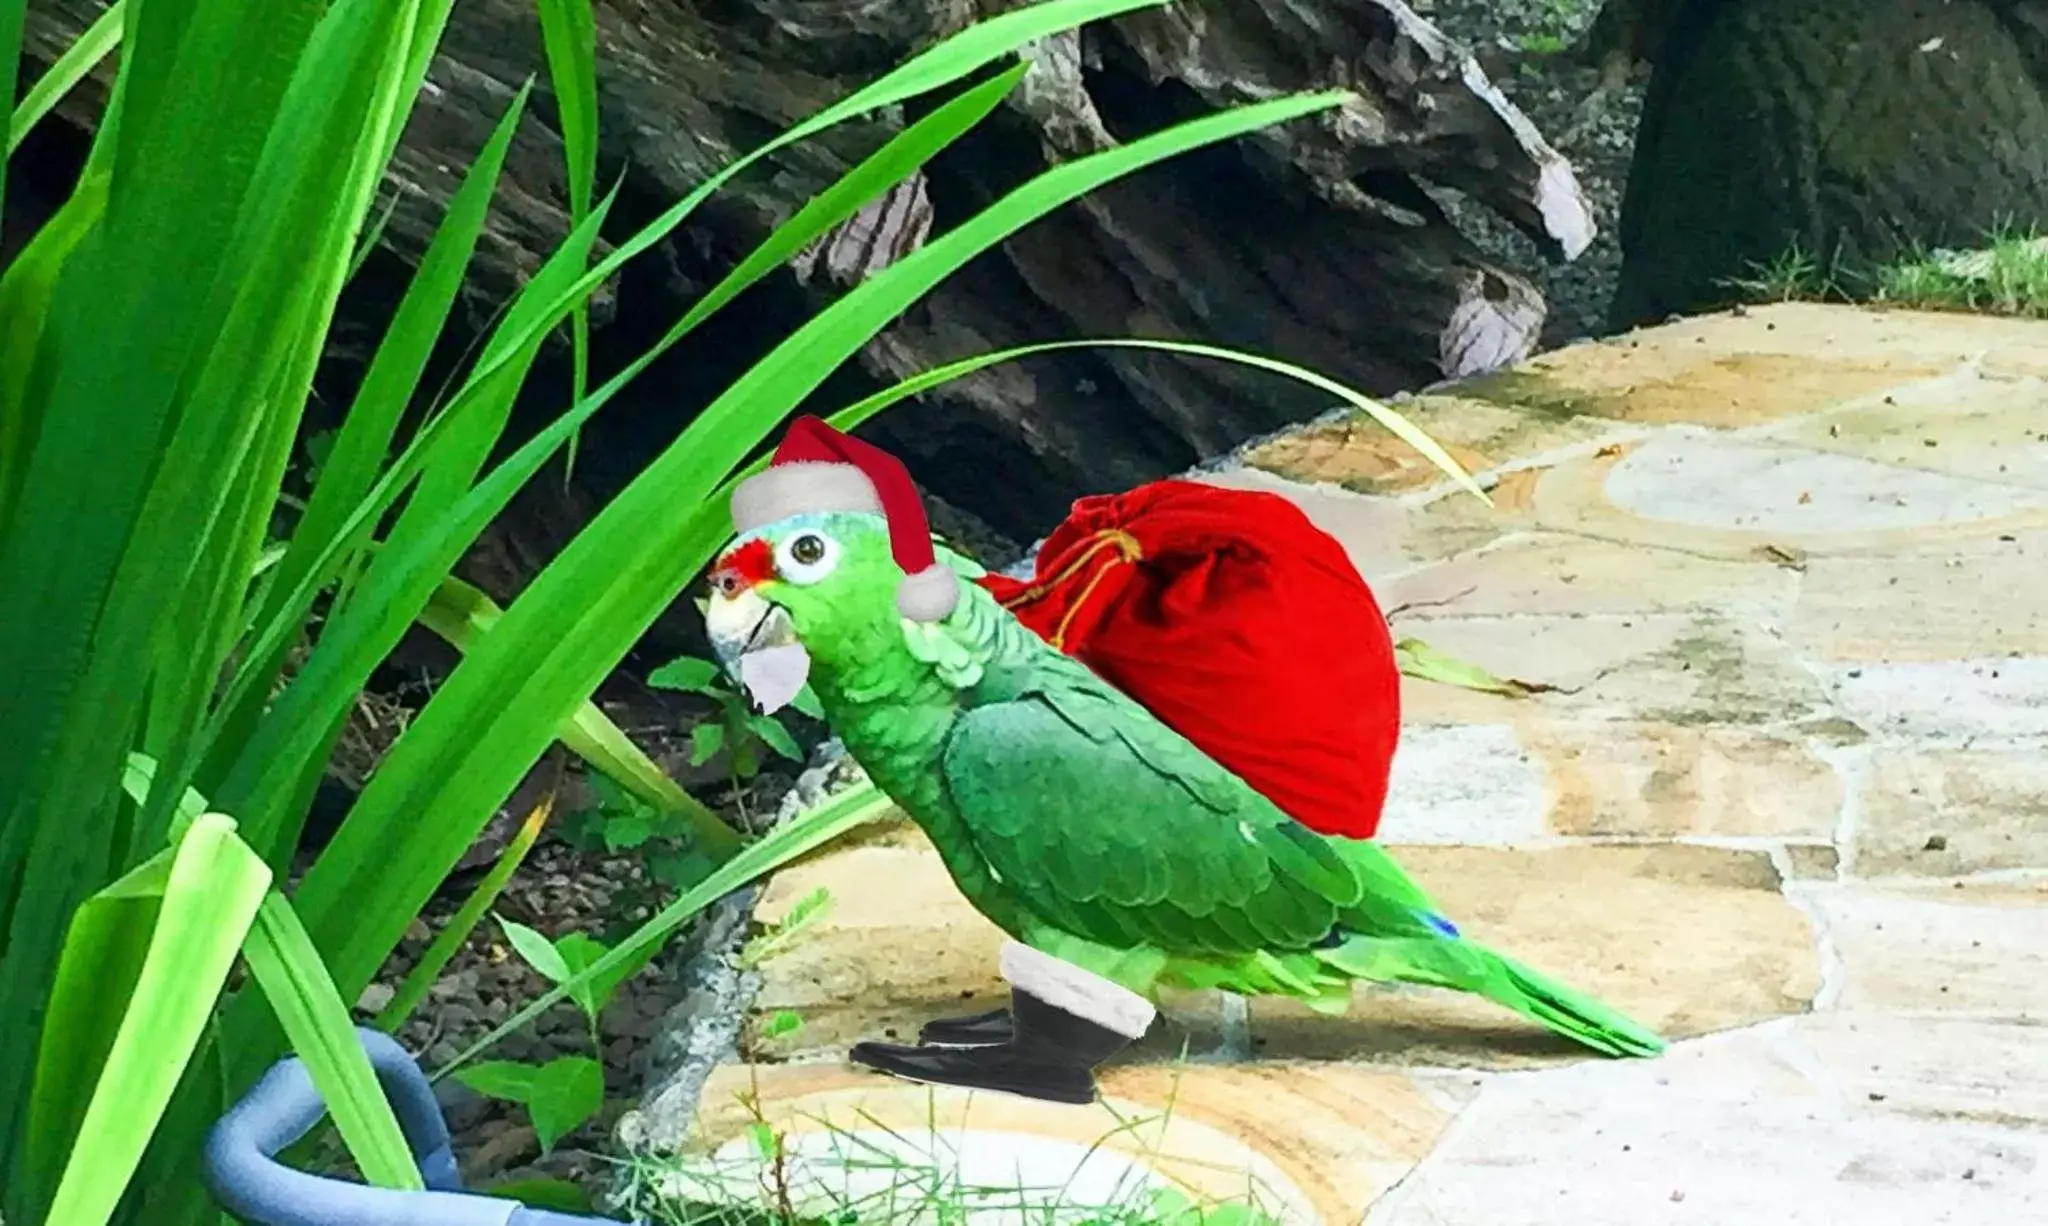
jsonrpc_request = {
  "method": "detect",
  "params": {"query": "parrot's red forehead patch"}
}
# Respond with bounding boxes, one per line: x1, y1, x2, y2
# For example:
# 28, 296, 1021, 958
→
713, 538, 776, 593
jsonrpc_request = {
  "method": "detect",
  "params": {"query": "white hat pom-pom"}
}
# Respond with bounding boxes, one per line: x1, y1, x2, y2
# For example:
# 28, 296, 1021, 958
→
896, 563, 962, 622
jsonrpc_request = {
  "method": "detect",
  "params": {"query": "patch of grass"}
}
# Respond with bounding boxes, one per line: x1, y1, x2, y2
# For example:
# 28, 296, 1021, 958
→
1723, 241, 1843, 304
618, 1072, 1287, 1226
1724, 228, 2048, 318
1870, 230, 2048, 318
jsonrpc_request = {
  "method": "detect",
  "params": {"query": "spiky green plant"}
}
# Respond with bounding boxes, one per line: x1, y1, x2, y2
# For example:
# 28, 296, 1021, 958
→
0, 1, 1483, 1221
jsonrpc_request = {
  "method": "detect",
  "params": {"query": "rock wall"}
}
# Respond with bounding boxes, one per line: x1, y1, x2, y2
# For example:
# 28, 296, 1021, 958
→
16, 0, 1591, 558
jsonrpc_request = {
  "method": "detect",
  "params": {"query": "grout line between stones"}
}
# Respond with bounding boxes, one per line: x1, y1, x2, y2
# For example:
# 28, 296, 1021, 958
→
1781, 880, 1846, 1015
1784, 734, 1872, 1015
1358, 1075, 1490, 1226
1820, 741, 1873, 882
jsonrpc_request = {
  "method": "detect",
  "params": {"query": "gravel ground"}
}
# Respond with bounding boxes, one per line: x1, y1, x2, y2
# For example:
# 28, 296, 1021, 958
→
1414, 0, 1645, 346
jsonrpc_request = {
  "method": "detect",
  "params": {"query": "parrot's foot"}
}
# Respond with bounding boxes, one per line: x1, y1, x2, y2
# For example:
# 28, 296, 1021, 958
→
849, 988, 1131, 1107
916, 1006, 1013, 1048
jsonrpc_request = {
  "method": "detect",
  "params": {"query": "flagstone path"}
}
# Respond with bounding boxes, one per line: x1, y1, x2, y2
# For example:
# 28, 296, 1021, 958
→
669, 304, 2048, 1224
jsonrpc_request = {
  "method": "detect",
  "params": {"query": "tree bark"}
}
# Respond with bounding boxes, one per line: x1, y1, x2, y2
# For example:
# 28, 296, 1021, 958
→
1607, 0, 2048, 328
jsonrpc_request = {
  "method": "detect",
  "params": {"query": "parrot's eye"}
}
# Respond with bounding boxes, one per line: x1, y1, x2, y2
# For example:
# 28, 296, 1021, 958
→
776, 531, 839, 584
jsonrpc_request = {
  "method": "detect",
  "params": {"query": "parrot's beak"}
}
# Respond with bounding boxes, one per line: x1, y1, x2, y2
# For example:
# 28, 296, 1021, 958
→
705, 586, 811, 715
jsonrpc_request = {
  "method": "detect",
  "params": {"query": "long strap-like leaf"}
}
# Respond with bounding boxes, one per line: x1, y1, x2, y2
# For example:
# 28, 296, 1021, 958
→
7, 1, 124, 156
241, 893, 422, 1190
40, 814, 271, 1226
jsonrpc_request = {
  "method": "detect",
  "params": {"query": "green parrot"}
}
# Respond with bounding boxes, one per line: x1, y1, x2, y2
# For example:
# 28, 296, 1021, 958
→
704, 509, 1666, 1082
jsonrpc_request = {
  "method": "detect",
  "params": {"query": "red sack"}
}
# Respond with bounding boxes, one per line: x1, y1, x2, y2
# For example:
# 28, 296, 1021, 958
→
977, 478, 1400, 839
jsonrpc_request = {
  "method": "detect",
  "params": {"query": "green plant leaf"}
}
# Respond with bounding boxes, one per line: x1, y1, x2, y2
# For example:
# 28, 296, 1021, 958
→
819, 336, 1487, 503
39, 814, 272, 1226
376, 782, 557, 1032
689, 721, 726, 767
750, 715, 802, 762
552, 932, 609, 1024
498, 917, 573, 984
533, 0, 597, 219
759, 1009, 804, 1041
647, 656, 724, 695
527, 1055, 604, 1153
646, 844, 720, 894
240, 892, 419, 1190
17, 759, 216, 1214
215, 172, 618, 867
249, 87, 530, 662
453, 1060, 541, 1103
600, 808, 655, 851
0, 170, 106, 533
383, 0, 462, 175
20, 849, 171, 1216
345, 193, 401, 285
554, 930, 662, 1025
738, 886, 832, 969
729, 734, 760, 781
7, 0, 123, 155
0, 0, 24, 244
123, 751, 210, 843
1393, 637, 1549, 696
782, 886, 833, 930
533, 0, 599, 479
789, 685, 825, 721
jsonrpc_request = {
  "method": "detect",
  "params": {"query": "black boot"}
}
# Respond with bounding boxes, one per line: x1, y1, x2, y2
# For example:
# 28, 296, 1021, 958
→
916, 1006, 1013, 1048
850, 988, 1133, 1105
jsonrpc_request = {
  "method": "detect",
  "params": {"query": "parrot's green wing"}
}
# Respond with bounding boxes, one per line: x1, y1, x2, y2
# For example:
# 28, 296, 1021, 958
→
938, 667, 1451, 959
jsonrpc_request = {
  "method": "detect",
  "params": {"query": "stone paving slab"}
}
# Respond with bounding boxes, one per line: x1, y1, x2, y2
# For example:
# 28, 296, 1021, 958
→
1361, 1024, 2046, 1226
682, 304, 2048, 1224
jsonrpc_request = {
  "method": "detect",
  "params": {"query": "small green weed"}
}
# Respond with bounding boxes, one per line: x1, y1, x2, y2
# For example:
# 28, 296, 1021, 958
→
738, 887, 835, 971
651, 652, 821, 817
1724, 242, 1840, 303
449, 914, 669, 1152
561, 769, 726, 894
735, 888, 831, 1059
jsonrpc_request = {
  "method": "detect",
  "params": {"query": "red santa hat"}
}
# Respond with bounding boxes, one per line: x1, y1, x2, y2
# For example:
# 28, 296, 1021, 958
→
729, 415, 962, 622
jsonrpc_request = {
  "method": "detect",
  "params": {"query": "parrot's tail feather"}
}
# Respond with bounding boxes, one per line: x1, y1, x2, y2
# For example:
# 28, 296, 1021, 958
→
1311, 935, 1666, 1059
1482, 951, 1667, 1059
